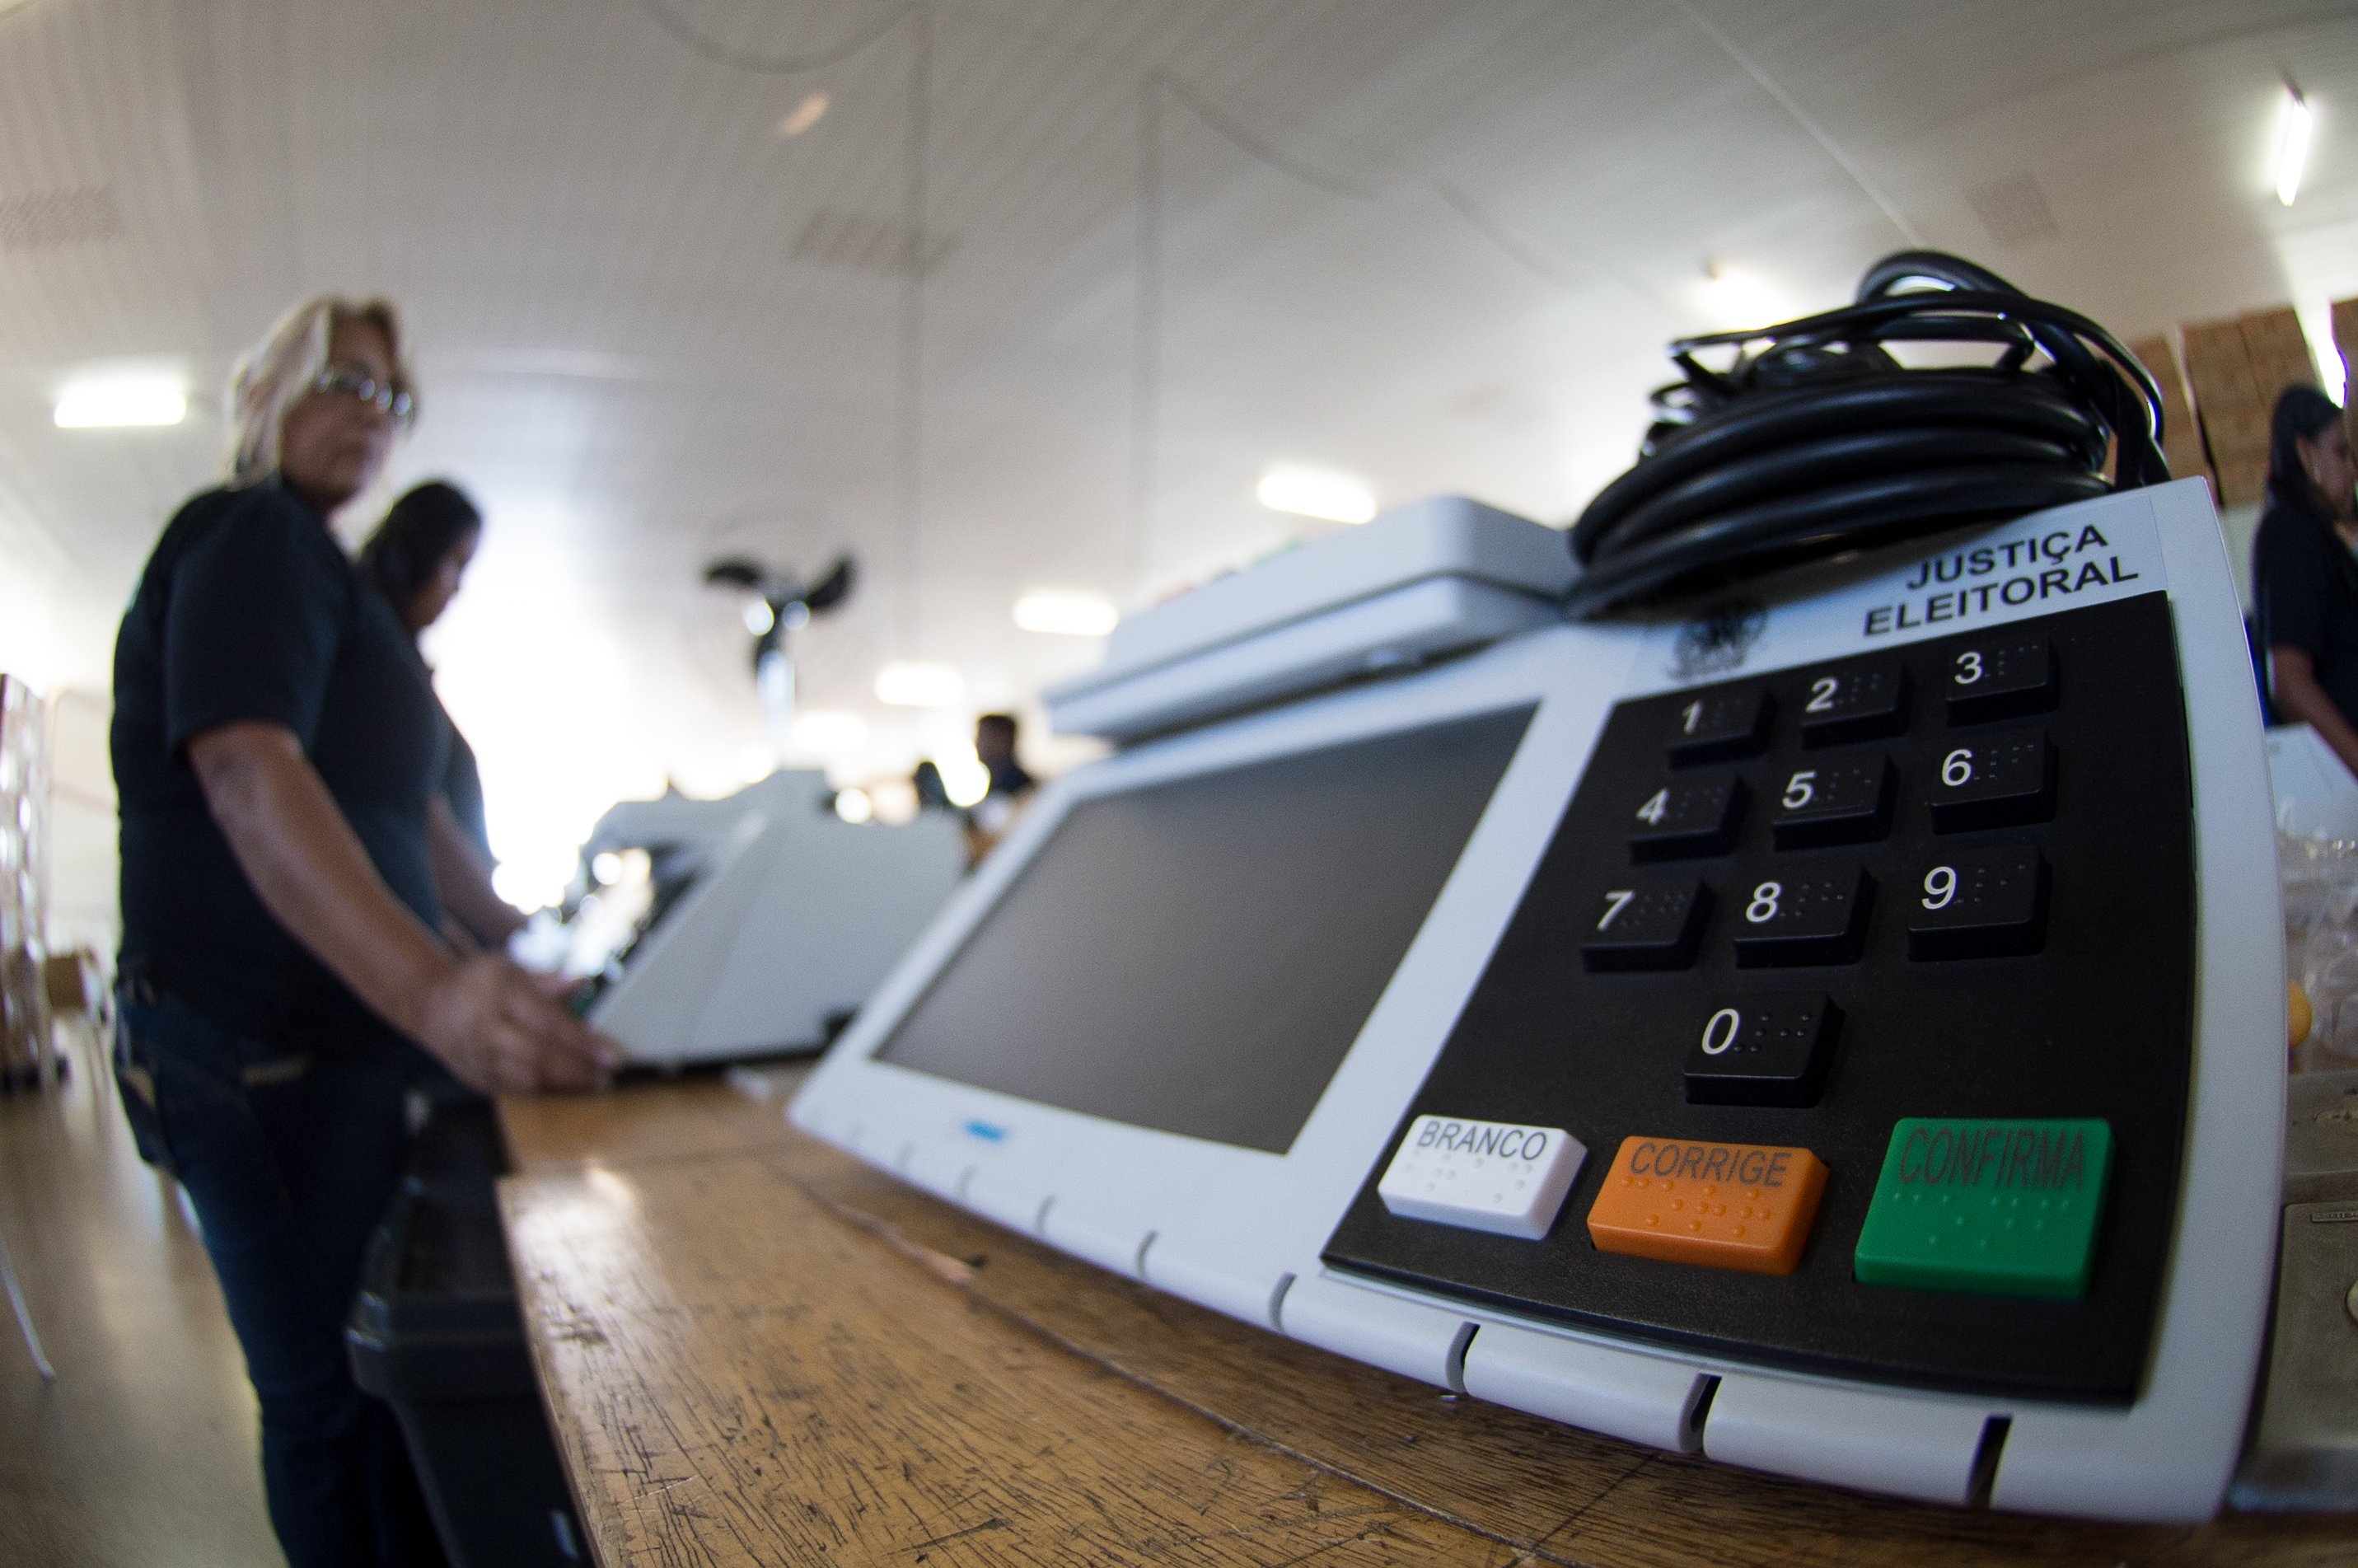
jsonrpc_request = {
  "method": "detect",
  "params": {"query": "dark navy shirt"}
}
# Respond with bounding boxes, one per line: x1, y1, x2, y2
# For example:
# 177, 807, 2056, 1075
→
2253, 490, 2358, 732
112, 480, 448, 1049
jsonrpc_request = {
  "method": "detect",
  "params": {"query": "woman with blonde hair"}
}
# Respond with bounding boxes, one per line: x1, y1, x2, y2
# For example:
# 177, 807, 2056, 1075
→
109, 297, 617, 1566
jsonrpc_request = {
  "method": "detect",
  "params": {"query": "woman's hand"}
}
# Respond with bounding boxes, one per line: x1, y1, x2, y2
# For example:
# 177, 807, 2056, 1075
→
417, 954, 621, 1094
189, 720, 622, 1093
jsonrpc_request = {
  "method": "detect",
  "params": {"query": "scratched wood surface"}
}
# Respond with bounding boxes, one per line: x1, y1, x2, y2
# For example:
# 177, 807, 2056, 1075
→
499, 1065, 807, 1173
500, 1085, 2357, 1567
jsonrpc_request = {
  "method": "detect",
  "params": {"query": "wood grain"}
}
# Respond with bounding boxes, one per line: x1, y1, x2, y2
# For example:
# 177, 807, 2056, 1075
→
503, 1084, 2358, 1567
499, 1066, 806, 1174
507, 1153, 1509, 1566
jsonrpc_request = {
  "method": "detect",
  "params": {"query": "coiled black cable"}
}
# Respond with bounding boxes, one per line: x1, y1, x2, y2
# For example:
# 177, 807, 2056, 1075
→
1565, 251, 2169, 619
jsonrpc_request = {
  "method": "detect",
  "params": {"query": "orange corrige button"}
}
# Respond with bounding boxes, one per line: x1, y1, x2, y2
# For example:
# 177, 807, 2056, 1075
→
1586, 1136, 1828, 1275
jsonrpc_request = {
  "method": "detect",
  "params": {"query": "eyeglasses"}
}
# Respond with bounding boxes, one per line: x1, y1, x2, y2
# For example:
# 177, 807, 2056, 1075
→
311, 364, 415, 428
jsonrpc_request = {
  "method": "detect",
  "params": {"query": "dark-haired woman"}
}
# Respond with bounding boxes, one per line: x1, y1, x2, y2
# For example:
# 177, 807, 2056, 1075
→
357, 480, 517, 948
2253, 386, 2358, 777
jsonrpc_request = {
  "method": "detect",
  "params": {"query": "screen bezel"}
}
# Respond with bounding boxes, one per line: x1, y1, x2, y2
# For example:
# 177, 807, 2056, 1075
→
793, 624, 1638, 1318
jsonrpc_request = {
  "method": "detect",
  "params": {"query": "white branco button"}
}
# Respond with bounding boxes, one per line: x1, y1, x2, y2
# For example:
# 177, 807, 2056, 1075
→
1377, 1116, 1588, 1239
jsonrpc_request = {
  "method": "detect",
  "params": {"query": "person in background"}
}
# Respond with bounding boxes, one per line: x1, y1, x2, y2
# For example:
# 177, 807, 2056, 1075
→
110, 296, 618, 1568
975, 712, 1035, 804
964, 712, 1038, 862
2253, 386, 2358, 778
911, 758, 952, 812
356, 480, 519, 948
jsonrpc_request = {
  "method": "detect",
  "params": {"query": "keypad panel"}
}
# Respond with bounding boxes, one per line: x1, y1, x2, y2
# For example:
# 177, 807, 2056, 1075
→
1325, 594, 2194, 1403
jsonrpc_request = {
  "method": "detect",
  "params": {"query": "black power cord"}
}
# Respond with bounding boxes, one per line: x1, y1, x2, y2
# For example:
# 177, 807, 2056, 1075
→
1565, 250, 2169, 619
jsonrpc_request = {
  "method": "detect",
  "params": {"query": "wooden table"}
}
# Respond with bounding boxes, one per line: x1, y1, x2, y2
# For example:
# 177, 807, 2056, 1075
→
499, 1076, 2354, 1566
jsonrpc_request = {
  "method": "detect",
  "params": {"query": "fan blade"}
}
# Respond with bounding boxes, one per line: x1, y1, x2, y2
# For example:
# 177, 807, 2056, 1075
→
704, 558, 765, 590
802, 555, 856, 612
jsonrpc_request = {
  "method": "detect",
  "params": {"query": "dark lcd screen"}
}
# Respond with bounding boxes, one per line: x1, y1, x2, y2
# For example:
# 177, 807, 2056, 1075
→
873, 705, 1533, 1153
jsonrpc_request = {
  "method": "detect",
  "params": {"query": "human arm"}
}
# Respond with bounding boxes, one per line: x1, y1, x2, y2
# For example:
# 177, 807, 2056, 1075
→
428, 796, 527, 948
2269, 646, 2358, 780
186, 720, 615, 1092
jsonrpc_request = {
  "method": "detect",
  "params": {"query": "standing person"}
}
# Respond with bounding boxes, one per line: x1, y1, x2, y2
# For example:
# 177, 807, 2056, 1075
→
963, 712, 1038, 863
110, 297, 618, 1568
357, 480, 518, 948
2253, 386, 2358, 777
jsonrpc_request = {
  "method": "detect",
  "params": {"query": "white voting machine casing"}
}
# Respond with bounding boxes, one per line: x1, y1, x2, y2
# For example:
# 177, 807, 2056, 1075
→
793, 480, 2282, 1520
2267, 723, 2358, 842
569, 772, 964, 1065
1043, 494, 1577, 741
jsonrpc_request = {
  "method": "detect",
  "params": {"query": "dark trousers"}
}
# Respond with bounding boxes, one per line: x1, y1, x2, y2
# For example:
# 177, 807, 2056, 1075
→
114, 987, 450, 1568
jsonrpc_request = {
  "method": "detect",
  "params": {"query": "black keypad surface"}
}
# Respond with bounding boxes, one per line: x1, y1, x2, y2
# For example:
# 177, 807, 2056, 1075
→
1324, 594, 2193, 1403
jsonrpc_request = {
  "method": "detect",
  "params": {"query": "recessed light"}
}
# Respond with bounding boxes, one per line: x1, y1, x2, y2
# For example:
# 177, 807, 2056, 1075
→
2276, 82, 2314, 207
1256, 467, 1376, 524
1013, 592, 1118, 636
777, 91, 830, 138
54, 372, 186, 428
875, 662, 964, 707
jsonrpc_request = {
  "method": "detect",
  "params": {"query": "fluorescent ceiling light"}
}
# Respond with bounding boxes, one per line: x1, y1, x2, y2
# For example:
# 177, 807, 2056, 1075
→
789, 710, 868, 753
1256, 467, 1376, 524
777, 91, 829, 138
875, 662, 964, 706
1013, 592, 1118, 636
54, 373, 187, 428
2277, 83, 2314, 206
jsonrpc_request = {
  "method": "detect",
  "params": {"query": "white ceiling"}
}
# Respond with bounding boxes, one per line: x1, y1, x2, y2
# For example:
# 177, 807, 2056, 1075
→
2, 0, 2355, 898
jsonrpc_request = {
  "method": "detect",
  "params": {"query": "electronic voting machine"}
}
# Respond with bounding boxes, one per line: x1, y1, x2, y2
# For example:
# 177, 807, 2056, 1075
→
791, 480, 2296, 1520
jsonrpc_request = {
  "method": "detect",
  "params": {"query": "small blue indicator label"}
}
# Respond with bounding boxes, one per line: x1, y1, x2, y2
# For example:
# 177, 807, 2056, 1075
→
962, 1120, 1008, 1143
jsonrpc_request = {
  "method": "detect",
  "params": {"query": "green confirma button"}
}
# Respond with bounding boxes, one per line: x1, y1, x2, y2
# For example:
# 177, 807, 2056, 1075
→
1853, 1118, 2112, 1299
